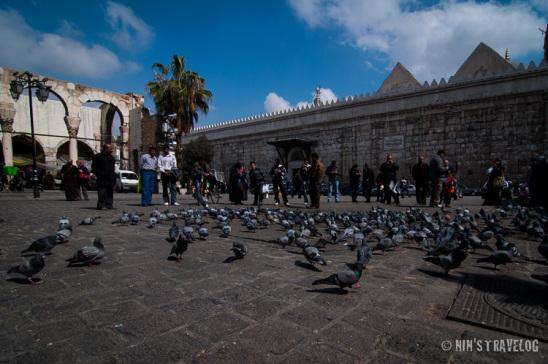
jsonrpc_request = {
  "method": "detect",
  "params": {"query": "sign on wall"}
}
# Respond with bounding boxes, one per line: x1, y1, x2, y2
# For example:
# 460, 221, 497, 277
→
383, 135, 404, 151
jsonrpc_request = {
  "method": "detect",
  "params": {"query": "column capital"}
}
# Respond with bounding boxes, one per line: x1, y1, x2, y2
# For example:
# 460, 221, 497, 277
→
67, 125, 79, 138
64, 115, 81, 138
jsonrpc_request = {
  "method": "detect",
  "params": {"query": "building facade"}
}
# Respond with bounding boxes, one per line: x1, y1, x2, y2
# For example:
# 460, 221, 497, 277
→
0, 67, 145, 171
182, 43, 548, 187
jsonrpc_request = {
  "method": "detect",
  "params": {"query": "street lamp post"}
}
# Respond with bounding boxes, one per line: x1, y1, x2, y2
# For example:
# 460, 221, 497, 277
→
9, 71, 51, 198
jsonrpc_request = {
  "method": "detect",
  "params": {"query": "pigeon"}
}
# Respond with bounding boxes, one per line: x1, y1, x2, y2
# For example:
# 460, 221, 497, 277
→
277, 236, 290, 248
66, 237, 105, 266
21, 234, 62, 255
112, 212, 130, 225
79, 216, 101, 225
231, 241, 248, 259
537, 237, 548, 261
477, 250, 512, 269
495, 235, 521, 257
312, 262, 363, 290
170, 235, 188, 261
167, 222, 179, 242
303, 246, 326, 266
373, 237, 396, 254
221, 225, 231, 238
357, 243, 372, 268
182, 226, 195, 241
130, 213, 141, 225
58, 216, 72, 231
198, 227, 209, 240
147, 217, 158, 228
56, 228, 72, 241
423, 248, 468, 275
7, 254, 45, 284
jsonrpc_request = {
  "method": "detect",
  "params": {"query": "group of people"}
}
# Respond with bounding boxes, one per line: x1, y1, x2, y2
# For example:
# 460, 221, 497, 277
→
139, 145, 179, 207
227, 153, 326, 208
59, 159, 91, 201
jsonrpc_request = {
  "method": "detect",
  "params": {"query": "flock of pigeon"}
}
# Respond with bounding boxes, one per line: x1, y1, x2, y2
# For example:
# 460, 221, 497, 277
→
5, 202, 548, 290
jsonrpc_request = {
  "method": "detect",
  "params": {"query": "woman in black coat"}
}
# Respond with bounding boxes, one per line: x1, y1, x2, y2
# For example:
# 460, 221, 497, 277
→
61, 160, 80, 201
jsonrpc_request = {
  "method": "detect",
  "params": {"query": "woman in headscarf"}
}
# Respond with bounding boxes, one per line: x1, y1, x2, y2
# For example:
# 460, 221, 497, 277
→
61, 160, 80, 201
229, 161, 246, 204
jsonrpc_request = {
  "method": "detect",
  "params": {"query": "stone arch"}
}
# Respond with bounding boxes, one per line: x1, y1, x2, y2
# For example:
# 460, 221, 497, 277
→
56, 140, 95, 167
12, 134, 45, 167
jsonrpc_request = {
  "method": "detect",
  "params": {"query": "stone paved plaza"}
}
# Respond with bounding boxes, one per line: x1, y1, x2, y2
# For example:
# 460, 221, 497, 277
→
0, 190, 547, 363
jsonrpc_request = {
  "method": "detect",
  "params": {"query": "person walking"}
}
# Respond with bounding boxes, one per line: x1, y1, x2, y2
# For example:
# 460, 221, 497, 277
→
483, 159, 505, 206
300, 159, 311, 206
269, 158, 289, 206
229, 161, 247, 205
361, 163, 374, 203
139, 146, 158, 207
92, 144, 116, 210
77, 160, 90, 201
248, 161, 265, 206
412, 156, 429, 205
326, 160, 341, 203
429, 149, 447, 207
61, 160, 80, 201
308, 152, 324, 209
349, 164, 361, 202
158, 146, 179, 206
379, 154, 400, 205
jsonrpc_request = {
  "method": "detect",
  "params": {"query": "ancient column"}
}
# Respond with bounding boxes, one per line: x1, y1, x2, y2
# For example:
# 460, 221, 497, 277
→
64, 115, 81, 163
0, 102, 16, 166
119, 124, 129, 170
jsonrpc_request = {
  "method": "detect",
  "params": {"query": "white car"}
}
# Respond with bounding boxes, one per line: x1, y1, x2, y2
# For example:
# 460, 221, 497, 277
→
115, 170, 139, 192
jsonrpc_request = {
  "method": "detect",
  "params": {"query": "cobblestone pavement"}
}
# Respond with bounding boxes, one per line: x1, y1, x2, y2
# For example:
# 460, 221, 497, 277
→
0, 190, 546, 363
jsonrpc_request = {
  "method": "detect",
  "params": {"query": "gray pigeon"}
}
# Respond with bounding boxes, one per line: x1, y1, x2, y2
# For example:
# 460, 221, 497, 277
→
170, 235, 188, 261
66, 237, 105, 266
231, 241, 248, 259
167, 222, 179, 242
8, 254, 45, 284
198, 227, 209, 240
303, 246, 326, 266
477, 250, 512, 269
357, 243, 372, 268
423, 248, 468, 275
312, 262, 363, 289
79, 216, 101, 225
58, 216, 72, 231
221, 225, 231, 238
21, 234, 62, 255
147, 217, 158, 228
183, 226, 195, 241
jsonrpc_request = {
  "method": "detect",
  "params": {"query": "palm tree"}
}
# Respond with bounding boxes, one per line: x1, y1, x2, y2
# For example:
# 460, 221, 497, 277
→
147, 55, 212, 161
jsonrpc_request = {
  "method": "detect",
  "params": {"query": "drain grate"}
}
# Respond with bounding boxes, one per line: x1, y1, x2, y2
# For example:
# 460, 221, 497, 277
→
447, 273, 548, 341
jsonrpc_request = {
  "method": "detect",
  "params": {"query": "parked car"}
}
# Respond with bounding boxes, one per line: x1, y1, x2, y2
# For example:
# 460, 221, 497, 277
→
115, 170, 139, 192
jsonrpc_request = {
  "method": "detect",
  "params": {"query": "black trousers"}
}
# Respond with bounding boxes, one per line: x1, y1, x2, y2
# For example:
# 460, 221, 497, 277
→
309, 180, 320, 207
273, 181, 288, 204
253, 185, 264, 205
415, 183, 428, 205
97, 185, 114, 209
362, 183, 373, 202
351, 183, 360, 202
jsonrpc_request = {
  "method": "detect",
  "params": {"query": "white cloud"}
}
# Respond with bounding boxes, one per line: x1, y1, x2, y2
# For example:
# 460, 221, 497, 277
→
264, 92, 291, 113
106, 1, 154, 51
288, 0, 547, 81
0, 8, 138, 79
264, 87, 338, 113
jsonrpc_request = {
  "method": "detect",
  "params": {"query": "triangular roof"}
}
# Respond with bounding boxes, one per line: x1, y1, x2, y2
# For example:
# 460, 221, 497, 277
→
452, 42, 515, 81
378, 62, 420, 93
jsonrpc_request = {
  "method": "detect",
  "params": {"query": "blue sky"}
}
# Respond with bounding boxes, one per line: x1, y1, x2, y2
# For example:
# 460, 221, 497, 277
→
1, 0, 546, 126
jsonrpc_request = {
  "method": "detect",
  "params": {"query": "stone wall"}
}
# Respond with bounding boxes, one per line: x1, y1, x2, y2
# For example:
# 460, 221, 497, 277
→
183, 66, 548, 187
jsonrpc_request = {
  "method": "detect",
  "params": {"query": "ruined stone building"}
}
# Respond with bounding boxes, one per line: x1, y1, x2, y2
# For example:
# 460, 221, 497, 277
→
0, 67, 145, 171
182, 43, 548, 187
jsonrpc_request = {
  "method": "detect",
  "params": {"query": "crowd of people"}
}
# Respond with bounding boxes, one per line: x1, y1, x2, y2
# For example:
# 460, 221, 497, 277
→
1, 145, 547, 211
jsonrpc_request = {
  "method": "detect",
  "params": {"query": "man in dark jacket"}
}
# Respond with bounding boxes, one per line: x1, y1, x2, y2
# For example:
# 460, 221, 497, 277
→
412, 156, 429, 205
379, 154, 399, 205
248, 161, 265, 206
92, 144, 116, 210
362, 163, 375, 203
269, 158, 289, 206
429, 149, 447, 207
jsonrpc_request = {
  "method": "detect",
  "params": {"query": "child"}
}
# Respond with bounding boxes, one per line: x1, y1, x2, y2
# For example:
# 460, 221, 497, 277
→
442, 171, 456, 207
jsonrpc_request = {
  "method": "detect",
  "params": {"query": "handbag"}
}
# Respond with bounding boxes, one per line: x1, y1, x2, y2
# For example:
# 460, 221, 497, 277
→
493, 176, 506, 189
